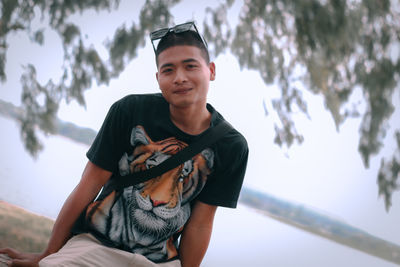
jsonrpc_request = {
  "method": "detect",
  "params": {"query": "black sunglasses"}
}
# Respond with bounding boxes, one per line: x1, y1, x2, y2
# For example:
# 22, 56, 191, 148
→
149, 21, 208, 53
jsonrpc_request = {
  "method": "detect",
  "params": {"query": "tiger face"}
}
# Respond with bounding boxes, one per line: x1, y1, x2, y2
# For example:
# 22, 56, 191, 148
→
87, 126, 214, 261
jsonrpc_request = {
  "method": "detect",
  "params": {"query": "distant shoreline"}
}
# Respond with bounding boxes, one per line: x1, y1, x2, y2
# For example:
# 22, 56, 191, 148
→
0, 201, 55, 221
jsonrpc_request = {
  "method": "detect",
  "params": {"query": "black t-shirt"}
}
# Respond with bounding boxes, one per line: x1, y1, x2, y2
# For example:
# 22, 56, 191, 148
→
84, 93, 248, 262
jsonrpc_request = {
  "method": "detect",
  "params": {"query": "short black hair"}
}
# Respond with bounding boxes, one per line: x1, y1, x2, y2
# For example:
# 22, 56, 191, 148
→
155, 30, 210, 66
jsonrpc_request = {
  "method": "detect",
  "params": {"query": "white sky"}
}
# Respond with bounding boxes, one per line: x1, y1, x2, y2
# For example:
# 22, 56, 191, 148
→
1, 1, 400, 266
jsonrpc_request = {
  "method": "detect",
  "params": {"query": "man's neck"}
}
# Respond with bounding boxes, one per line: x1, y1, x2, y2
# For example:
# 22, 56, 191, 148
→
169, 105, 211, 135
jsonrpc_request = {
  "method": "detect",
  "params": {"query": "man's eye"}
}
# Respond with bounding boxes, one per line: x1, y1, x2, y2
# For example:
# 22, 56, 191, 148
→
187, 64, 197, 69
162, 68, 173, 73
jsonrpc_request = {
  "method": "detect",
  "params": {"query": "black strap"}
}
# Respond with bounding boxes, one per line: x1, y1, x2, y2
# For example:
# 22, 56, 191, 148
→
115, 120, 233, 190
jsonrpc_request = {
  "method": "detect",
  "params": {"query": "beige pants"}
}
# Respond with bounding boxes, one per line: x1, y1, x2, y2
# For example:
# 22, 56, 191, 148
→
39, 233, 181, 267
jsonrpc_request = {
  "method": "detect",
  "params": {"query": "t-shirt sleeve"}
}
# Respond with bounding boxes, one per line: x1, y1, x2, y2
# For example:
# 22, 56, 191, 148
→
86, 100, 130, 173
197, 134, 249, 208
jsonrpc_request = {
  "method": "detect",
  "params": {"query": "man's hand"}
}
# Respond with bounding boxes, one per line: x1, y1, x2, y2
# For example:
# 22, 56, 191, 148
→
0, 248, 43, 267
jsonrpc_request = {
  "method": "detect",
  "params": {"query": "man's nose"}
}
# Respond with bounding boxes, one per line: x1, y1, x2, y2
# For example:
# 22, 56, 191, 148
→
174, 68, 187, 84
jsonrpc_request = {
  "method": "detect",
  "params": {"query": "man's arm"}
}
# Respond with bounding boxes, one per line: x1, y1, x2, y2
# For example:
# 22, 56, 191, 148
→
43, 161, 112, 256
179, 201, 217, 267
0, 161, 112, 267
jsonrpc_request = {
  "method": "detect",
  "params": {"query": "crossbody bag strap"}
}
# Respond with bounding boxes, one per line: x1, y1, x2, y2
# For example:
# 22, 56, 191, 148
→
115, 120, 233, 190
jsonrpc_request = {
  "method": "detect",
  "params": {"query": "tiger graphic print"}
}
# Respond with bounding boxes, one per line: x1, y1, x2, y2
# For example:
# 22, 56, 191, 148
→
85, 126, 214, 262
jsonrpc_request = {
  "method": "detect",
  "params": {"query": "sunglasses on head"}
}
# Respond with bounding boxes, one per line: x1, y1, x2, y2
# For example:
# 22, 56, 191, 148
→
149, 21, 208, 53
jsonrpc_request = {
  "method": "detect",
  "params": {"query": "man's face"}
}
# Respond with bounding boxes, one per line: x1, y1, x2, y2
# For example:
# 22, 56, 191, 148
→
156, 45, 215, 110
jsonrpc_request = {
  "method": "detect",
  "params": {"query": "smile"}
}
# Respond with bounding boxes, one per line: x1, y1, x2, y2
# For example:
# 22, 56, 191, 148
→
174, 88, 192, 94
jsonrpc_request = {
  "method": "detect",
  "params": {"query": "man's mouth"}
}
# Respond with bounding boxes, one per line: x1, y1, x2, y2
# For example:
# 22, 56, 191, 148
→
174, 88, 192, 94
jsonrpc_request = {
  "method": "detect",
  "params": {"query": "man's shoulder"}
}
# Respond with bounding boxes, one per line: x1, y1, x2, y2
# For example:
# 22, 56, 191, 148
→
224, 125, 248, 152
109, 93, 167, 115
208, 104, 248, 151
116, 93, 165, 106
212, 119, 248, 155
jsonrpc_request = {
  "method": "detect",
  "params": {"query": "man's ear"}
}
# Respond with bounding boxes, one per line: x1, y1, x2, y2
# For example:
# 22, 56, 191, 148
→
155, 72, 163, 92
209, 62, 216, 81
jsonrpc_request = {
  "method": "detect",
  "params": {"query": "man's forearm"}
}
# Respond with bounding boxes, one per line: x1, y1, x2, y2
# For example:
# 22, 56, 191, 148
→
179, 201, 217, 267
42, 162, 112, 258
179, 224, 213, 267
43, 185, 92, 256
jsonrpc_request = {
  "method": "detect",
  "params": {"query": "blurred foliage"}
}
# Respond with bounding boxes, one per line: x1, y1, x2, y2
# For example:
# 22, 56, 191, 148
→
0, 0, 399, 209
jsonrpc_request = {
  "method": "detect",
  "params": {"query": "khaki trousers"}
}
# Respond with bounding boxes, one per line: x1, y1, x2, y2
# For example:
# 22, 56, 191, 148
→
39, 233, 181, 267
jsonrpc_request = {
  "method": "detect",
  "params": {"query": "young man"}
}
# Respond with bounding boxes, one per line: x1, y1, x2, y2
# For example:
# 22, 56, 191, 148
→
0, 21, 248, 267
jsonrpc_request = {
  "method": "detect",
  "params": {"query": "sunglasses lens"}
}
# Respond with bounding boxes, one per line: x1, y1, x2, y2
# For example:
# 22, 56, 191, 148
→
150, 21, 207, 52
150, 28, 169, 40
173, 22, 194, 33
